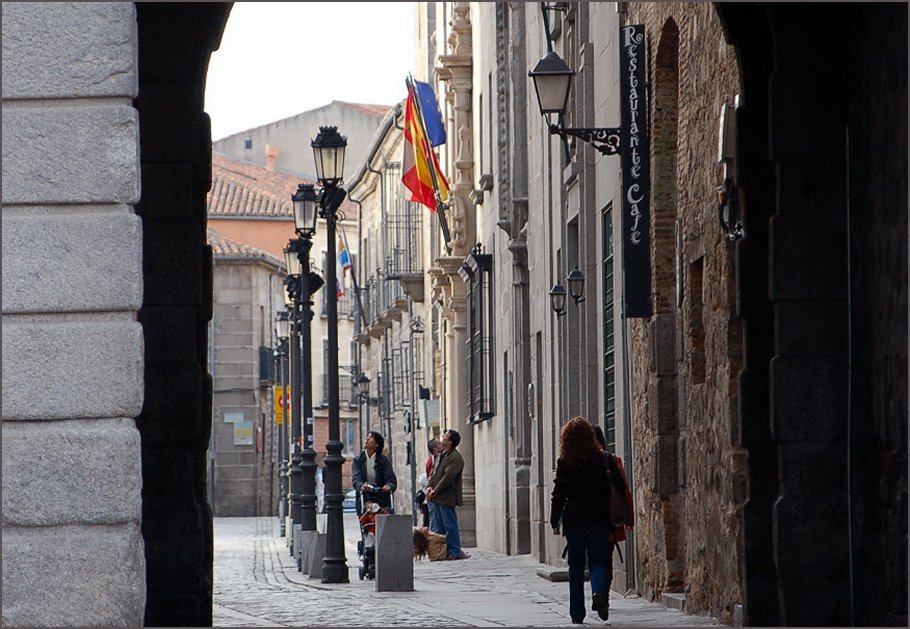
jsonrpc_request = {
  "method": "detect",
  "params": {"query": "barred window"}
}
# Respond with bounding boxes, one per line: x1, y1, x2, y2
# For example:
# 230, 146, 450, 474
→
385, 162, 423, 277
460, 245, 494, 422
602, 206, 616, 451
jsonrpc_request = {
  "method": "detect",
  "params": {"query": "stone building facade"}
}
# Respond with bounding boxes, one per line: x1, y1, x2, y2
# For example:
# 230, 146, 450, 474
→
213, 100, 390, 180
208, 230, 286, 517
404, 2, 906, 627
207, 150, 365, 501
1, 2, 904, 627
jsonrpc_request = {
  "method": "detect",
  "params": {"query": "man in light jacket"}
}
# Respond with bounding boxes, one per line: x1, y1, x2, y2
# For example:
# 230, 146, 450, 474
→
425, 429, 469, 560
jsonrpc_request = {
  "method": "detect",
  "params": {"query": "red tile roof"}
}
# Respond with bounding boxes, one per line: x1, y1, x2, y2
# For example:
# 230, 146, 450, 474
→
208, 153, 359, 220
208, 228, 285, 270
208, 154, 303, 218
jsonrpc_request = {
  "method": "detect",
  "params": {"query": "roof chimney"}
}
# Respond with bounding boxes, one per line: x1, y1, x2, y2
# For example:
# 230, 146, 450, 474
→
265, 144, 279, 171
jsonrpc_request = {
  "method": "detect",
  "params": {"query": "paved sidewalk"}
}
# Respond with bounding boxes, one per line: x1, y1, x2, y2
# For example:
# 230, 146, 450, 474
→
213, 516, 722, 627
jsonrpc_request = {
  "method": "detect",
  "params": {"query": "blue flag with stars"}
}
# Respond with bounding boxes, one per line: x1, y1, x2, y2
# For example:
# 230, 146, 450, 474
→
414, 80, 446, 147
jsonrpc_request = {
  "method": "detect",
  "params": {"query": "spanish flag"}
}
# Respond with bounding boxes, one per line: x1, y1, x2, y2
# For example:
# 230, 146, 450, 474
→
402, 79, 449, 213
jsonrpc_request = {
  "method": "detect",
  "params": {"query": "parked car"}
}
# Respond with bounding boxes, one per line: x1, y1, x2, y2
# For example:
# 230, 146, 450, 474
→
342, 489, 357, 512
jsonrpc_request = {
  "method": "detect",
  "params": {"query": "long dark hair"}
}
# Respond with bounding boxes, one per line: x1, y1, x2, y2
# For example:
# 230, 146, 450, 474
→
368, 431, 385, 454
559, 416, 599, 463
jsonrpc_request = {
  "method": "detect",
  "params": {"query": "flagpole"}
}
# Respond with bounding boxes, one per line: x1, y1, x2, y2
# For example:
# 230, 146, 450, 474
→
338, 226, 368, 331
407, 75, 452, 253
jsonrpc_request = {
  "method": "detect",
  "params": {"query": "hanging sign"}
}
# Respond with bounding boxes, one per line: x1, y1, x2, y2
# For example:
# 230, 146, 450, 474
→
619, 23, 653, 318
274, 386, 285, 425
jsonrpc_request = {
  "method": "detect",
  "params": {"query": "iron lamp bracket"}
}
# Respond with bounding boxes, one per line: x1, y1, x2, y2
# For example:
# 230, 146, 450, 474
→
549, 124, 621, 155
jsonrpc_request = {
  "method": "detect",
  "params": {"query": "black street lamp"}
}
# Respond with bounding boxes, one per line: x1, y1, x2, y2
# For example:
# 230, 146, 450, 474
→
353, 373, 382, 408
283, 239, 304, 559
291, 183, 322, 555
312, 125, 350, 583
549, 282, 568, 317
550, 267, 585, 317
529, 50, 621, 155
567, 266, 585, 304
274, 310, 289, 537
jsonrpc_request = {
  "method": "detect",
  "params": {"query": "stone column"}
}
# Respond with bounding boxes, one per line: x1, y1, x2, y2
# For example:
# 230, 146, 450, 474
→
433, 1, 478, 549
1, 3, 145, 626
437, 258, 475, 547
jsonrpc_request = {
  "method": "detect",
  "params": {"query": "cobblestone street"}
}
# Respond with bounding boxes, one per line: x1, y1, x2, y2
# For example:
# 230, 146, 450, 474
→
213, 517, 722, 627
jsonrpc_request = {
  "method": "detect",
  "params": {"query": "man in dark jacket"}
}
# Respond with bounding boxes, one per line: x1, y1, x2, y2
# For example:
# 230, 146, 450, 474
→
351, 431, 397, 515
425, 429, 469, 560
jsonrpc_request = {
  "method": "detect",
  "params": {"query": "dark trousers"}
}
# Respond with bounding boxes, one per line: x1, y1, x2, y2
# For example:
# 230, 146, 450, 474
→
565, 526, 611, 623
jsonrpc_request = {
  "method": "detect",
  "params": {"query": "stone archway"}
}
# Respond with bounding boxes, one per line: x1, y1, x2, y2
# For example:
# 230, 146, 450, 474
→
716, 3, 907, 626
134, 3, 231, 625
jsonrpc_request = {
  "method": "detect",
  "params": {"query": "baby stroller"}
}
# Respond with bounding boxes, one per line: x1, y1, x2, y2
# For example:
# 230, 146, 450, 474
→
356, 485, 386, 580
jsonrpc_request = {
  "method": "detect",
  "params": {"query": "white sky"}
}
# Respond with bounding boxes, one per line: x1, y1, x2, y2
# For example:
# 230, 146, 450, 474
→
205, 2, 416, 140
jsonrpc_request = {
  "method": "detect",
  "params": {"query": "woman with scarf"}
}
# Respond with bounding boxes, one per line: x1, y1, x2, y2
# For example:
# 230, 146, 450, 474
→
351, 431, 397, 515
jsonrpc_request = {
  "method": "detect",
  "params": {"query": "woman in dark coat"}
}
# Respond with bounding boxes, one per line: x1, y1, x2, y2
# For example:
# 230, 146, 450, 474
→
351, 431, 397, 515
550, 416, 626, 624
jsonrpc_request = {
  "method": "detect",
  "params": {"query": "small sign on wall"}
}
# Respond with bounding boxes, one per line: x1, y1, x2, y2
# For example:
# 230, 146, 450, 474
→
224, 411, 244, 423
233, 421, 254, 445
274, 386, 285, 424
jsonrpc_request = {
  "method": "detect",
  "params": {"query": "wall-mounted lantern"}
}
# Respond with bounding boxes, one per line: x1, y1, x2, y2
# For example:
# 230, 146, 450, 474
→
353, 373, 382, 408
717, 99, 745, 241
529, 51, 621, 155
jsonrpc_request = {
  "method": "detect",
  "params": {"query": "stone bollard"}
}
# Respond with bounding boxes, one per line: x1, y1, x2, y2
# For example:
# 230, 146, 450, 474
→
307, 532, 327, 579
299, 530, 317, 574
374, 515, 414, 591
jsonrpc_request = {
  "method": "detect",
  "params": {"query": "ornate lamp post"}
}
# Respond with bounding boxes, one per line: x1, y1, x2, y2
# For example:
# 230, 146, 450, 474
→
291, 183, 322, 547
283, 238, 304, 558
274, 310, 289, 537
311, 125, 350, 583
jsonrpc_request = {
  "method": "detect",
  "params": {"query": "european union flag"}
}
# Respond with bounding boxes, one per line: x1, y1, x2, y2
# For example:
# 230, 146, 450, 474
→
414, 80, 446, 147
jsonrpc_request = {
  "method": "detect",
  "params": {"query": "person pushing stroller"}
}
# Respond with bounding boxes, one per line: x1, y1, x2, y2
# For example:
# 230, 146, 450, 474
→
351, 431, 397, 579
357, 499, 389, 580
351, 431, 397, 515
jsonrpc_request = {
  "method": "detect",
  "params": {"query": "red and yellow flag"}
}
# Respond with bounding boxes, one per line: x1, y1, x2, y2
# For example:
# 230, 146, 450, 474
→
402, 82, 449, 213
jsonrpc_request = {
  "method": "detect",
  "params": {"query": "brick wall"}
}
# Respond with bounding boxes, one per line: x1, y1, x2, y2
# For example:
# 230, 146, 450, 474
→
624, 4, 744, 624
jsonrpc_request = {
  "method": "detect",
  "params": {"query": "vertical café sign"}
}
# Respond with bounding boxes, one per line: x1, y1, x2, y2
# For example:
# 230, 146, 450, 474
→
619, 24, 652, 318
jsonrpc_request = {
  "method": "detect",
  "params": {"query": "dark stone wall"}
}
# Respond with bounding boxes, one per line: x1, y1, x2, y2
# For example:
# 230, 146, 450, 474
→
718, 2, 907, 626
624, 4, 745, 622
134, 3, 231, 626
846, 4, 908, 626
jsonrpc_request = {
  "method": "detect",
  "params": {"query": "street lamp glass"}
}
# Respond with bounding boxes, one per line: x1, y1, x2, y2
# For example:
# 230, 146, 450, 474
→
567, 266, 585, 302
292, 183, 319, 236
284, 241, 302, 276
549, 282, 567, 315
275, 311, 289, 340
528, 51, 575, 116
354, 373, 370, 399
311, 126, 347, 186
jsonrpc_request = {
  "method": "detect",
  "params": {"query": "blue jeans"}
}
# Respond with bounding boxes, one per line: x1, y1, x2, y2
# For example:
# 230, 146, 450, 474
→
435, 503, 462, 557
565, 526, 611, 622
427, 502, 443, 533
